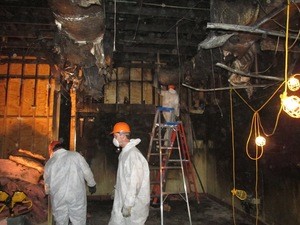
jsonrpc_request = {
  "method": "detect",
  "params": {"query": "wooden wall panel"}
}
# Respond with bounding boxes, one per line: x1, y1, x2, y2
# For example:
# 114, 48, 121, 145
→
37, 64, 50, 75
35, 80, 50, 116
0, 62, 8, 75
7, 79, 20, 116
70, 116, 76, 151
33, 118, 51, 157
130, 68, 141, 81
104, 82, 116, 103
118, 82, 129, 104
21, 80, 35, 116
24, 64, 36, 76
143, 68, 152, 81
5, 118, 20, 156
130, 82, 141, 104
0, 118, 4, 158
0, 60, 55, 158
70, 90, 76, 151
118, 67, 129, 80
9, 63, 22, 75
48, 80, 55, 116
0, 80, 6, 115
143, 82, 153, 104
19, 118, 34, 150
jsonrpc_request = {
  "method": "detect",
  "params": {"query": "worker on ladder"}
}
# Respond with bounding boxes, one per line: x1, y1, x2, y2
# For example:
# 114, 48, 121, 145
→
158, 84, 180, 145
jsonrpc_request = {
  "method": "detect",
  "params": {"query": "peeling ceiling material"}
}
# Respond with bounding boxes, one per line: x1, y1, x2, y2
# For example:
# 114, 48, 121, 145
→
1, 0, 300, 103
189, 0, 300, 99
49, 0, 106, 69
105, 0, 210, 67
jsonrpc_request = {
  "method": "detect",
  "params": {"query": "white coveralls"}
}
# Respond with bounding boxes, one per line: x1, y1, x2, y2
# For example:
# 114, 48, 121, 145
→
160, 88, 179, 145
44, 148, 96, 225
109, 139, 150, 225
160, 88, 179, 122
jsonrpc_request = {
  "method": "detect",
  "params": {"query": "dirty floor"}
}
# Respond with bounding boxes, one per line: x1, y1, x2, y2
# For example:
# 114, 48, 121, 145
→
86, 195, 265, 225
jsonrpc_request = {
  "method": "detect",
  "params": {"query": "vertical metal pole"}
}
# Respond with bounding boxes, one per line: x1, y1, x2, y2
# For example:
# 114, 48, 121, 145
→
158, 109, 164, 225
176, 130, 192, 224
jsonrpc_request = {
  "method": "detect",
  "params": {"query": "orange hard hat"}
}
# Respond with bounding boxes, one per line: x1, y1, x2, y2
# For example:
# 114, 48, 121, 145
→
168, 84, 175, 89
111, 122, 131, 134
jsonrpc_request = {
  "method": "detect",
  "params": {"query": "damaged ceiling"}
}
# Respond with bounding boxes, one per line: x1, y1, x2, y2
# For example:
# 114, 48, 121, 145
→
1, 0, 300, 102
0, 0, 210, 67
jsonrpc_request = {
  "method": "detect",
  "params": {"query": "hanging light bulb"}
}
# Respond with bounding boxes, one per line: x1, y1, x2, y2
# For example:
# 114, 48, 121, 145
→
281, 92, 300, 118
255, 136, 266, 147
287, 76, 300, 91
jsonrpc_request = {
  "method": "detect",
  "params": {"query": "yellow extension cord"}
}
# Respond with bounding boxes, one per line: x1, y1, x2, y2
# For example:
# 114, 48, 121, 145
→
230, 2, 290, 224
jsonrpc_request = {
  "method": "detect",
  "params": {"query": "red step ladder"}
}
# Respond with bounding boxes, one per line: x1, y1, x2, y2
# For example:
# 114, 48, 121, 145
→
147, 107, 200, 225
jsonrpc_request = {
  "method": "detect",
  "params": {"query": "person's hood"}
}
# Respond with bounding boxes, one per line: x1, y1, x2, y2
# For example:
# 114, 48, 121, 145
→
122, 138, 141, 152
50, 148, 65, 158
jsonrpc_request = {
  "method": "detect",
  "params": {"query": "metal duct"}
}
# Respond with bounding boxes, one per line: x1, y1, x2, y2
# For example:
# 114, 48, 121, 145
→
48, 0, 104, 42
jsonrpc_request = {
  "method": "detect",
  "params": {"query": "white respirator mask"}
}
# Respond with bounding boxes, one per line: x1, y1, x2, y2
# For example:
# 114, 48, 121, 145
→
113, 138, 120, 147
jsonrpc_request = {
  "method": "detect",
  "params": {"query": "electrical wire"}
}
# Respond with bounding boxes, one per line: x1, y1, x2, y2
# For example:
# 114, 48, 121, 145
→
229, 88, 237, 225
233, 81, 284, 160
284, 0, 290, 94
113, 0, 117, 52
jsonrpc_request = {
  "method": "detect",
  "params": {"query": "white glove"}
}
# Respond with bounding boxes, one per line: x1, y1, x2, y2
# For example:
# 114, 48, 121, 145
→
121, 206, 132, 218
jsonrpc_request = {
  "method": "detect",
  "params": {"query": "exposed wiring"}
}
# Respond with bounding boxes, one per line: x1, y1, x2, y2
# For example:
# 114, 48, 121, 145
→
284, 1, 290, 94
233, 81, 284, 160
255, 148, 259, 225
113, 0, 116, 52
229, 89, 237, 225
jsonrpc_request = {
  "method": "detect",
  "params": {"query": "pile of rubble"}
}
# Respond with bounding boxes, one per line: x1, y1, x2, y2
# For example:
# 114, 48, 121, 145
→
0, 149, 48, 224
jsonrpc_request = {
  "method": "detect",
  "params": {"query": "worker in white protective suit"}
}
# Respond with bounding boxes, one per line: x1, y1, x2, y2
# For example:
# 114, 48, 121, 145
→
44, 140, 97, 225
160, 84, 179, 122
108, 122, 150, 225
159, 85, 180, 145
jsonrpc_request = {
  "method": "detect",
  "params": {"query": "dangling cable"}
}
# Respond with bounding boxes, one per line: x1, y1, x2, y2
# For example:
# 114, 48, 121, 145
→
113, 0, 117, 52
229, 89, 237, 225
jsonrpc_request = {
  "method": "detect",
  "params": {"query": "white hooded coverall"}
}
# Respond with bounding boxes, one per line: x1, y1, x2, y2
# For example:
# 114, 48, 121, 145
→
44, 148, 96, 225
109, 138, 150, 225
160, 88, 179, 145
160, 88, 179, 122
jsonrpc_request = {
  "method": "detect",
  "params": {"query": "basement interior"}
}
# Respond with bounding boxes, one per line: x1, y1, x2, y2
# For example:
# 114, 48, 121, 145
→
0, 0, 299, 225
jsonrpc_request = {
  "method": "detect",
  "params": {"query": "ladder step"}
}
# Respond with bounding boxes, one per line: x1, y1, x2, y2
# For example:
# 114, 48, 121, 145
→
147, 112, 201, 206
168, 159, 189, 162
150, 181, 161, 185
152, 138, 170, 141
149, 153, 169, 156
